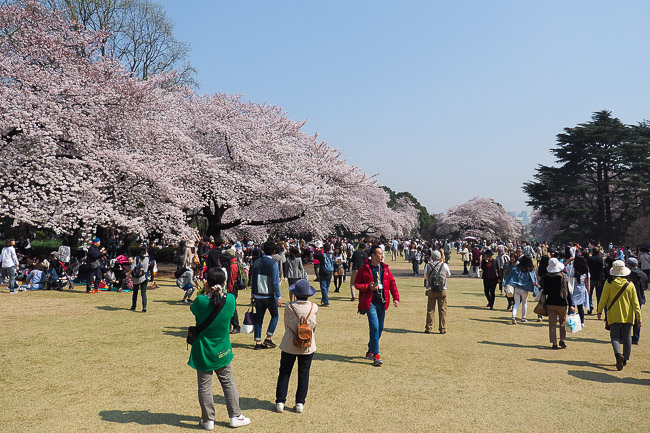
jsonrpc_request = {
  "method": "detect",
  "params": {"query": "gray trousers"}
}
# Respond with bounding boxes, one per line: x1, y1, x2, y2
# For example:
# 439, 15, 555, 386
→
609, 322, 633, 361
197, 363, 241, 421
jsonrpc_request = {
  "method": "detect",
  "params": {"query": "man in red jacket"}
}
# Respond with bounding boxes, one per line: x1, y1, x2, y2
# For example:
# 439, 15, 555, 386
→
354, 245, 399, 366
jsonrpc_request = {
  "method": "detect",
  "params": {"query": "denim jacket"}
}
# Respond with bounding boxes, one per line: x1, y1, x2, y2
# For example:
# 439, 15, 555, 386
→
504, 266, 538, 292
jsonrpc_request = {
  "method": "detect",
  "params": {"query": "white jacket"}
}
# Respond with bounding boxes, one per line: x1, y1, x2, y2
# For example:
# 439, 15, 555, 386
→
1, 246, 19, 268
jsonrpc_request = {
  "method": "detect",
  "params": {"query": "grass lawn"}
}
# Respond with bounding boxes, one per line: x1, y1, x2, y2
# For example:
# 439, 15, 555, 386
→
1, 252, 649, 432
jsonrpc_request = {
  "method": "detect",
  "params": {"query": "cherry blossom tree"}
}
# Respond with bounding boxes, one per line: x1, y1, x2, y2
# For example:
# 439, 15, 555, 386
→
437, 197, 522, 241
0, 1, 191, 241
0, 1, 420, 243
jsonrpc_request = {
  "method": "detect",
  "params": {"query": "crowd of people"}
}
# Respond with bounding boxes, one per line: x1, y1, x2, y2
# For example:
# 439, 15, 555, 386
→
2, 234, 647, 429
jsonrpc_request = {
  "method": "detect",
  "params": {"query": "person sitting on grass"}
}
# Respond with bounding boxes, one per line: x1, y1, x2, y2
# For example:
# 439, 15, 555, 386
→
25, 264, 46, 290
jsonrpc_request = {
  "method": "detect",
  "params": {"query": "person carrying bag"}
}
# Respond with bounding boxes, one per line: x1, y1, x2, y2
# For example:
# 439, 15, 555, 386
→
274, 279, 318, 414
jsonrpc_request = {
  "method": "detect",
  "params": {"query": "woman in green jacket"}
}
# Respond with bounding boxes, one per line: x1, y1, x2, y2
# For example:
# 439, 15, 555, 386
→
597, 260, 642, 371
189, 268, 251, 430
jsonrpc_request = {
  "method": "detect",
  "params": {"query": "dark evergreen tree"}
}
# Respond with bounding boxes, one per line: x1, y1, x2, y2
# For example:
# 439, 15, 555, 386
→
524, 110, 650, 244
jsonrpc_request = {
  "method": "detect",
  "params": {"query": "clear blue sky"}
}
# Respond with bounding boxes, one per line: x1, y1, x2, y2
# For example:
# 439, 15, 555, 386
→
159, 0, 650, 215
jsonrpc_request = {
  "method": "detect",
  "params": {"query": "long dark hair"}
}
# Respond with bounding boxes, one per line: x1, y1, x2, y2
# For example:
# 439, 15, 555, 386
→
537, 256, 550, 278
518, 255, 535, 272
573, 255, 588, 281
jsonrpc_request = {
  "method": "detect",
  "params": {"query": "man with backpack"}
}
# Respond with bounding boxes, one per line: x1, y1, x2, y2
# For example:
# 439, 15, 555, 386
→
131, 249, 150, 312
313, 243, 335, 307
424, 250, 451, 334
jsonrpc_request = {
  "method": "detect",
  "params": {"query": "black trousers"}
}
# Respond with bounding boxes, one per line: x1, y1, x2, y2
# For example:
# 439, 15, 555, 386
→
230, 288, 240, 330
86, 267, 102, 291
275, 351, 313, 405
483, 279, 498, 308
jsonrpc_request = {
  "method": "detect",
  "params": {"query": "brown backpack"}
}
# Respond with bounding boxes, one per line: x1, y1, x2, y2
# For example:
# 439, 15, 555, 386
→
288, 303, 314, 348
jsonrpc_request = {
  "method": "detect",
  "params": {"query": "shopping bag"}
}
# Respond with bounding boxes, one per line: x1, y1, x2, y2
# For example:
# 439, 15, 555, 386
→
242, 302, 255, 334
566, 313, 583, 333
567, 276, 575, 295
505, 284, 515, 298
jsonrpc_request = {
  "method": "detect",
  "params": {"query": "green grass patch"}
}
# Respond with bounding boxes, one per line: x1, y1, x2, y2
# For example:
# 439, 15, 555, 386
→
1, 252, 649, 432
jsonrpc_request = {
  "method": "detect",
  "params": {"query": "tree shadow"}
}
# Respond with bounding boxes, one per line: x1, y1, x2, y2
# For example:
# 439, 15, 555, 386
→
528, 357, 612, 371
382, 327, 422, 334
478, 340, 550, 350
461, 291, 488, 297
98, 409, 195, 428
313, 352, 369, 365
568, 370, 650, 386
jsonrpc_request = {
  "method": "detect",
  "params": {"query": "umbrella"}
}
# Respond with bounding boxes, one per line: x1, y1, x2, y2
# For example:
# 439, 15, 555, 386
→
463, 236, 478, 242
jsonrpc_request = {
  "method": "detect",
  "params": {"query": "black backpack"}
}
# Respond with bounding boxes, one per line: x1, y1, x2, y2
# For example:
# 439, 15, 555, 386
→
132, 258, 145, 279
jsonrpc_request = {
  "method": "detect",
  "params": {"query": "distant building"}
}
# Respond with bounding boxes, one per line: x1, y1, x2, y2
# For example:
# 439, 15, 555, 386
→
508, 210, 530, 226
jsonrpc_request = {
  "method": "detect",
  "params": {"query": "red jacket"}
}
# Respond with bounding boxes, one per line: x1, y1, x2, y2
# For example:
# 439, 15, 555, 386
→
354, 259, 399, 311
228, 258, 239, 294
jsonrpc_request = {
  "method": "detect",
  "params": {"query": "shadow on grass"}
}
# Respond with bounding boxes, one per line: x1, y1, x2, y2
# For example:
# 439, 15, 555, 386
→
568, 370, 650, 386
448, 305, 492, 311
568, 336, 609, 345
99, 409, 195, 428
162, 327, 186, 338
383, 327, 422, 334
528, 358, 612, 371
313, 352, 368, 365
214, 395, 272, 412
470, 318, 512, 325
154, 299, 191, 306
96, 305, 127, 311
478, 340, 551, 350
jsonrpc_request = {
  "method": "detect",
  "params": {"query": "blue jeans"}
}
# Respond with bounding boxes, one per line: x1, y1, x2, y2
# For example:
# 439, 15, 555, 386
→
254, 297, 279, 342
3, 266, 16, 292
367, 301, 386, 355
319, 275, 332, 305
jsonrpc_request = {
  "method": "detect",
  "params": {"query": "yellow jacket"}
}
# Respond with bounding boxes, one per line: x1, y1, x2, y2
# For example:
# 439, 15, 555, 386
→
597, 277, 641, 324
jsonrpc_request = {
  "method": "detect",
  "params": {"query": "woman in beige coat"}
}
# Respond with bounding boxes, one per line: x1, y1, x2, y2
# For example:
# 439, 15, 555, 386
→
275, 279, 318, 414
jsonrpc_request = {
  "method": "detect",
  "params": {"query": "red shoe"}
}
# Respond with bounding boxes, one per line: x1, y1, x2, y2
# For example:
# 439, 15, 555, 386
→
373, 354, 383, 366
364, 351, 374, 360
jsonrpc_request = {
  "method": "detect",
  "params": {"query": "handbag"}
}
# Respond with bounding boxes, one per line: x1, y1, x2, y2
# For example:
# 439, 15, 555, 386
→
533, 301, 547, 317
604, 282, 630, 331
186, 295, 226, 348
242, 301, 256, 334
566, 313, 583, 333
505, 284, 515, 298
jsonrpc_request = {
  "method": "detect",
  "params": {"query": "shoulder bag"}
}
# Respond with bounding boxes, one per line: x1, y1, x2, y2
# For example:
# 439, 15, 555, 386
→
604, 282, 630, 331
186, 295, 226, 348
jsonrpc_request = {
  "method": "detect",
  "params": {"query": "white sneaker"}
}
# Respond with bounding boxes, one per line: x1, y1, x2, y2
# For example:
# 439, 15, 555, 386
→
276, 402, 284, 413
199, 419, 214, 430
230, 414, 250, 428
295, 403, 304, 414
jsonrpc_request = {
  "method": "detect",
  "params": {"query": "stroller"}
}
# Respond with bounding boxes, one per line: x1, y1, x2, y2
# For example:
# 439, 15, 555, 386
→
47, 253, 73, 290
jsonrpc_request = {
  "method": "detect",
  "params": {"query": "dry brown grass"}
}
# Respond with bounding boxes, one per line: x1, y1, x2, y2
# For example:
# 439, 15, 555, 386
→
1, 252, 649, 432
